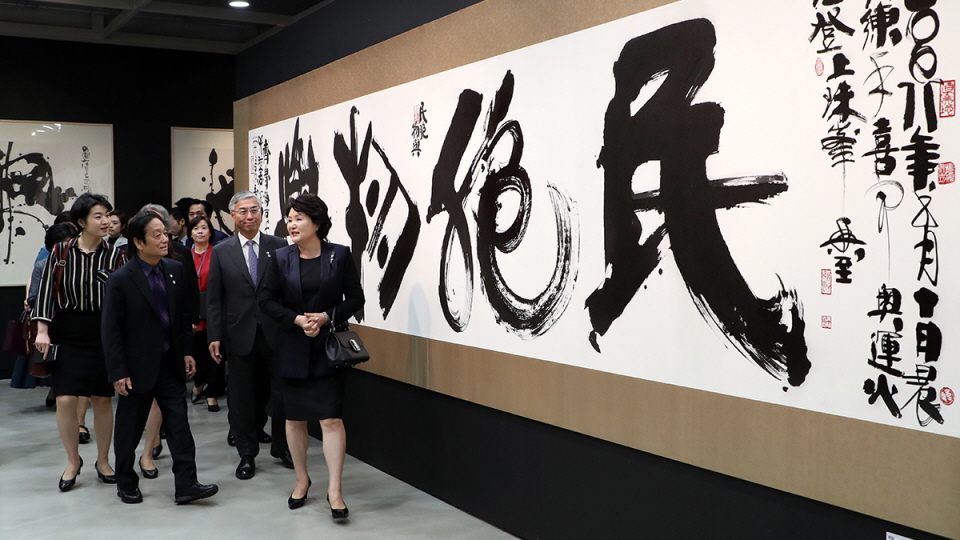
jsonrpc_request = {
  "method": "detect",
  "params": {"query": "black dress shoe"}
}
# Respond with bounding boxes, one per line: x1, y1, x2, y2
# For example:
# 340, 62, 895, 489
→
327, 495, 349, 519
207, 403, 220, 412
288, 478, 311, 510
78, 425, 91, 444
191, 392, 204, 405
139, 457, 159, 479
175, 482, 218, 504
235, 457, 255, 479
258, 430, 272, 443
227, 430, 235, 447
58, 457, 83, 492
117, 487, 143, 504
271, 449, 295, 469
152, 443, 163, 459
95, 461, 117, 484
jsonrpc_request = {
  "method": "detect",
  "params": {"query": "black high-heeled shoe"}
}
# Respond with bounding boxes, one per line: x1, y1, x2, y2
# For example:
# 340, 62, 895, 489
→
288, 478, 311, 510
326, 494, 349, 519
95, 461, 117, 484
78, 425, 90, 444
139, 457, 159, 479
58, 457, 83, 492
152, 442, 163, 459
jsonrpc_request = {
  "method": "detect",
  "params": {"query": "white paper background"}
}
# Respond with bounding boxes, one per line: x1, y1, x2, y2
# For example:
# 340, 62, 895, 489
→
0, 120, 113, 286
250, 0, 960, 437
171, 127, 234, 233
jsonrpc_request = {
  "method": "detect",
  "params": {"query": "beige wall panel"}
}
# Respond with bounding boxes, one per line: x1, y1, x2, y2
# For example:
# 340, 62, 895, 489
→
235, 0, 960, 537
354, 325, 960, 538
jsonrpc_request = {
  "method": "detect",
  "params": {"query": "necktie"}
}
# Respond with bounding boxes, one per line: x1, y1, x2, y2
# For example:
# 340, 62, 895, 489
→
149, 266, 171, 353
246, 239, 258, 283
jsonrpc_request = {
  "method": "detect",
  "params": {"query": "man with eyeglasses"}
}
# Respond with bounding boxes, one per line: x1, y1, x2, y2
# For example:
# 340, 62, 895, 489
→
206, 191, 292, 479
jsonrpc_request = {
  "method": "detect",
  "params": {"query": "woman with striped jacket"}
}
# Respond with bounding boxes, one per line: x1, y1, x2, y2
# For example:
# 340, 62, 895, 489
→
33, 193, 127, 492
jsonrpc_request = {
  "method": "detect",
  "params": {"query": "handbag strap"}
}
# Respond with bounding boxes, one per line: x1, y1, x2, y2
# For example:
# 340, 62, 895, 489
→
330, 306, 349, 332
51, 237, 76, 307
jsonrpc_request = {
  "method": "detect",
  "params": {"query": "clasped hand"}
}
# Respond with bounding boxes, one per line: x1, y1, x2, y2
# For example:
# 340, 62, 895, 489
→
295, 312, 329, 338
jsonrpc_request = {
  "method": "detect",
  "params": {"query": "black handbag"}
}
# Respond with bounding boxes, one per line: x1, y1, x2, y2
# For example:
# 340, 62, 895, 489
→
324, 309, 370, 368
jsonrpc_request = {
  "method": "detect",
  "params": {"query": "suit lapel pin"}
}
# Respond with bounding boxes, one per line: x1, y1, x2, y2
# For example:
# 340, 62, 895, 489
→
170, 274, 176, 284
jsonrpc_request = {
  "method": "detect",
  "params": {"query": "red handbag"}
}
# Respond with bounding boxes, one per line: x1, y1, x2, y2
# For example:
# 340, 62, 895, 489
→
2, 309, 34, 356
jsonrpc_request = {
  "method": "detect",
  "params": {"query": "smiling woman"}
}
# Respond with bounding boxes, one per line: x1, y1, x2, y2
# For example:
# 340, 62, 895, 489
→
30, 192, 127, 493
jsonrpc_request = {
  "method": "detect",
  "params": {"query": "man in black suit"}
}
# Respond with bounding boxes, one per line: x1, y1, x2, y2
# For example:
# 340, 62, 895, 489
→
207, 190, 291, 479
102, 211, 218, 505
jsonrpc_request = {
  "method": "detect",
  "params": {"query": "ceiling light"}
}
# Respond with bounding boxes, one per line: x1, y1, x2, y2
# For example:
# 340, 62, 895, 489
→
229, 1, 250, 7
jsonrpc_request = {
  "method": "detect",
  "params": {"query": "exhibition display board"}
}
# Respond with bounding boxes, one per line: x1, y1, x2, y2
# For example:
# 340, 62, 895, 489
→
235, 0, 960, 536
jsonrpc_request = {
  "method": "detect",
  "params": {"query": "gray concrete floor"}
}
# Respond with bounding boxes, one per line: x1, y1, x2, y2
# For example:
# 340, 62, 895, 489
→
0, 383, 515, 540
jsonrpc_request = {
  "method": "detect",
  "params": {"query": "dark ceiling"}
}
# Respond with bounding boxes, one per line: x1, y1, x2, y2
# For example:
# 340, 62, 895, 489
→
0, 0, 334, 54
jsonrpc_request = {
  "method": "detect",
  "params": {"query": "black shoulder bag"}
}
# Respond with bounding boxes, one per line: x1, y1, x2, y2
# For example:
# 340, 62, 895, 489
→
324, 308, 370, 368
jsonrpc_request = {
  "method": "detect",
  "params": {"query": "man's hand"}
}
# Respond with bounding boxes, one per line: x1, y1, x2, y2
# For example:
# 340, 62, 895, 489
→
114, 377, 133, 396
208, 341, 222, 364
184, 355, 196, 378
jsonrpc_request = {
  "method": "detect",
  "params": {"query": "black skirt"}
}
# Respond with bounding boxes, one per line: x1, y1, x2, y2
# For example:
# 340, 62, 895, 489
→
281, 368, 345, 421
49, 310, 114, 398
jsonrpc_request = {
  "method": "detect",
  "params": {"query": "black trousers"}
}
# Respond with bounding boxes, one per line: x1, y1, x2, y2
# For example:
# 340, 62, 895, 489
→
226, 324, 286, 459
114, 352, 197, 492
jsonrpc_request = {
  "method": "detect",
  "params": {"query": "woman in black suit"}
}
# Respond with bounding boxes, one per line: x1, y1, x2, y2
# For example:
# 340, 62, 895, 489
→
259, 192, 364, 519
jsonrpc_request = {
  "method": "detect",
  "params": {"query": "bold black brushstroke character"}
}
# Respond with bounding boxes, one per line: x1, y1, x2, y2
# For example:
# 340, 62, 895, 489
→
860, 2, 903, 49
809, 7, 856, 54
251, 135, 272, 226
201, 149, 235, 235
864, 374, 903, 418
276, 118, 320, 237
588, 19, 810, 386
0, 143, 76, 263
865, 54, 895, 117
428, 71, 579, 339
333, 108, 372, 321
910, 195, 938, 286
867, 283, 902, 321
334, 107, 421, 320
820, 217, 866, 284
864, 118, 898, 177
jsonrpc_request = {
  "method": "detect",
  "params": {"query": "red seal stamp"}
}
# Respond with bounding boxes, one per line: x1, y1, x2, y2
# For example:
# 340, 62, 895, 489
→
938, 162, 955, 185
821, 315, 832, 329
940, 387, 954, 406
940, 80, 955, 118
821, 269, 832, 295
815, 58, 824, 76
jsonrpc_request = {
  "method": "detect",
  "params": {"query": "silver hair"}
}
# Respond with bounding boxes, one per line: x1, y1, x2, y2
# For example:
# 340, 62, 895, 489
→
137, 204, 172, 228
228, 190, 262, 211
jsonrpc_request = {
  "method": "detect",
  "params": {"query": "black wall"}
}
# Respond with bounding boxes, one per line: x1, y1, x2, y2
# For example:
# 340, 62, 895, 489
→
236, 0, 483, 99
0, 36, 233, 375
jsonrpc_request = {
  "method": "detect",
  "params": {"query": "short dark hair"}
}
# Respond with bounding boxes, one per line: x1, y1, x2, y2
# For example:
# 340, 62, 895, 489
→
107, 209, 128, 228
286, 192, 332, 241
170, 206, 187, 223
186, 215, 214, 241
174, 197, 195, 210
126, 211, 163, 259
189, 198, 214, 217
44, 223, 78, 251
69, 193, 112, 226
53, 211, 72, 224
